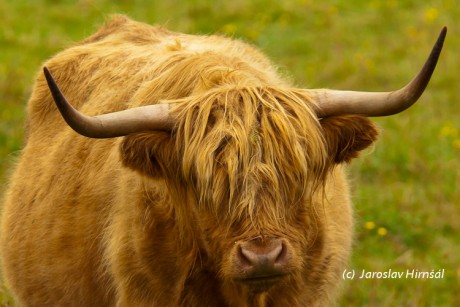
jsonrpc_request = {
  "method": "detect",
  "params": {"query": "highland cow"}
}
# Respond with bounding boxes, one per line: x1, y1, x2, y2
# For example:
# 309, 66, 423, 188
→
0, 16, 445, 306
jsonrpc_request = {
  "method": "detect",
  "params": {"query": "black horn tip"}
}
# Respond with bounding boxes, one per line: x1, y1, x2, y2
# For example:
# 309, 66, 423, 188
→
433, 26, 447, 55
438, 26, 447, 46
42, 66, 82, 130
441, 26, 447, 36
44, 67, 52, 84
430, 26, 447, 59
43, 66, 55, 87
43, 66, 62, 102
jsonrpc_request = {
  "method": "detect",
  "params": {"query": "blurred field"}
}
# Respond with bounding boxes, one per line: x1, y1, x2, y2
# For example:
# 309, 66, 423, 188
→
1, 0, 458, 305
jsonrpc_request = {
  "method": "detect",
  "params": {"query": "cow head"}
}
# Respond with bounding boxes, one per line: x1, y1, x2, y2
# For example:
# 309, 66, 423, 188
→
116, 86, 380, 294
43, 27, 445, 294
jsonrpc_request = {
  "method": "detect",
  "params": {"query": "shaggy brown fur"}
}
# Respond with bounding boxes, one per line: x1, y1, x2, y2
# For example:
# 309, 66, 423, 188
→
1, 16, 378, 306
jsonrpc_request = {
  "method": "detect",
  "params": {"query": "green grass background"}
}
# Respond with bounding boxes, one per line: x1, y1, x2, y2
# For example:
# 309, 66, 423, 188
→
1, 0, 458, 305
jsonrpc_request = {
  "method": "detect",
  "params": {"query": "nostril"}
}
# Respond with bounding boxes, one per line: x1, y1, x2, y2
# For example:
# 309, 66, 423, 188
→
237, 245, 255, 267
262, 242, 283, 265
273, 242, 287, 265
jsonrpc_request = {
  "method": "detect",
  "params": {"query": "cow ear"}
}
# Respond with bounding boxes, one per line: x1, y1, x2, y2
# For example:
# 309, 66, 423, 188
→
320, 115, 379, 164
120, 132, 177, 178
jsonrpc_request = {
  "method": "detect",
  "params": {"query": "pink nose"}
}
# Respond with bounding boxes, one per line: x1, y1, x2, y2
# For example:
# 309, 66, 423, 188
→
236, 237, 289, 280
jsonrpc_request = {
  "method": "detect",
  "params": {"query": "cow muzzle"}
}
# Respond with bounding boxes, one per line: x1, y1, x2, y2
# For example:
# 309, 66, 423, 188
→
233, 237, 291, 292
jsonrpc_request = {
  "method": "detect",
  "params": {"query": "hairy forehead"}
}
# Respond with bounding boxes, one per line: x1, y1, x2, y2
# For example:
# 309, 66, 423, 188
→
171, 86, 329, 218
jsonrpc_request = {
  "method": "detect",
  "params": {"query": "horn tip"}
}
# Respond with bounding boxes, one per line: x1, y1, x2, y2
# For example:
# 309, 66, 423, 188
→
438, 26, 447, 45
440, 26, 447, 40
431, 26, 447, 60
43, 66, 52, 79
43, 66, 50, 78
43, 66, 57, 89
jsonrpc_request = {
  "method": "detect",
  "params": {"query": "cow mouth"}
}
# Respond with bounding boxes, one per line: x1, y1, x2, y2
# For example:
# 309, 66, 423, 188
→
237, 273, 287, 293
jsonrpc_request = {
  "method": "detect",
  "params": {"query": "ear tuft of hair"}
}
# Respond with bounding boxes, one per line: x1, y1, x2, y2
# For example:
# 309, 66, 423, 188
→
120, 132, 176, 178
320, 115, 379, 164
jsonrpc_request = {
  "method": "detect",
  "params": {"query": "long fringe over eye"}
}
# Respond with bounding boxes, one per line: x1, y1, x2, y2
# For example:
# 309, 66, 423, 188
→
170, 86, 329, 229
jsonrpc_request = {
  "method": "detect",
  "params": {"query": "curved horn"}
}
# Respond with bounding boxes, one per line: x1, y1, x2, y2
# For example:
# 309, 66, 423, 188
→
307, 27, 447, 117
43, 67, 175, 138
